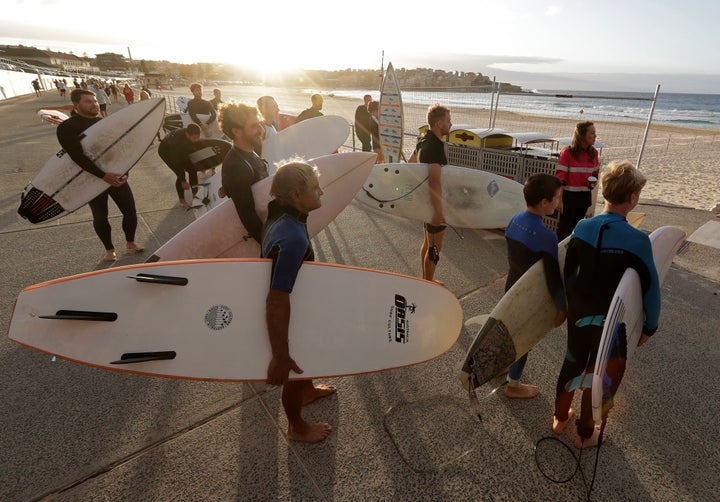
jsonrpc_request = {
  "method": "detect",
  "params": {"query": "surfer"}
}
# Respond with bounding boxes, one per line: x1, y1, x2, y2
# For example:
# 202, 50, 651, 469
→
354, 94, 372, 152
553, 161, 660, 448
504, 174, 567, 399
187, 83, 218, 138
218, 102, 269, 243
56, 88, 144, 262
262, 161, 336, 443
157, 123, 202, 208
411, 104, 452, 282
555, 121, 600, 240
295, 94, 323, 123
256, 95, 280, 156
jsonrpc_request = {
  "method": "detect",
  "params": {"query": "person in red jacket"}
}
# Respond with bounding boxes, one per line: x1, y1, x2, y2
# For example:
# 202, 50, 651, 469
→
555, 121, 600, 240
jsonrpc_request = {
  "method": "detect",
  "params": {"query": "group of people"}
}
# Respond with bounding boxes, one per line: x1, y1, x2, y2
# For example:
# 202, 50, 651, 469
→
413, 104, 660, 448
57, 83, 661, 447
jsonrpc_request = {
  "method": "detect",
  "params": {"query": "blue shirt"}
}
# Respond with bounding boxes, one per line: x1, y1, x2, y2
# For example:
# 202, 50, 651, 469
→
505, 210, 566, 311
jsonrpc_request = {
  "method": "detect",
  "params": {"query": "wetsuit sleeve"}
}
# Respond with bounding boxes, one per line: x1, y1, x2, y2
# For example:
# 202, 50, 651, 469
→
638, 237, 661, 335
542, 252, 567, 311
222, 162, 263, 243
56, 121, 106, 179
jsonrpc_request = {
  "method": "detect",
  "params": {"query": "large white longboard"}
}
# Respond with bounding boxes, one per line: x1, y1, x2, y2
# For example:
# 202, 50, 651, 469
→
148, 152, 376, 262
8, 260, 463, 381
379, 62, 403, 163
458, 212, 647, 390
591, 226, 686, 424
192, 115, 352, 217
356, 163, 526, 229
262, 115, 350, 174
18, 98, 165, 224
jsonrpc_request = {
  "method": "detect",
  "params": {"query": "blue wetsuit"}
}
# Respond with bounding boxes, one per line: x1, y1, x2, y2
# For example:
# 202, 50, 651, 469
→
261, 200, 313, 292
555, 211, 660, 435
505, 210, 566, 381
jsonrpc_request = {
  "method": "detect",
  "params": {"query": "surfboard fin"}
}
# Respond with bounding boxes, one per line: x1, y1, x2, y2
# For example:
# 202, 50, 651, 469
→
111, 351, 176, 364
39, 310, 118, 321
127, 273, 188, 286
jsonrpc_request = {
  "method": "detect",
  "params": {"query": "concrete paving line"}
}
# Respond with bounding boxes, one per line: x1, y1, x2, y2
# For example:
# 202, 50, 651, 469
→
32, 391, 267, 500
456, 271, 507, 302
252, 387, 331, 502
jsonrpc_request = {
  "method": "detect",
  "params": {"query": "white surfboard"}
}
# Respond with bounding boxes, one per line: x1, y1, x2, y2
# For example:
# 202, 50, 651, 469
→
148, 151, 376, 262
591, 226, 686, 424
262, 115, 350, 174
379, 62, 403, 163
192, 115, 352, 216
458, 212, 647, 390
8, 260, 463, 381
37, 109, 70, 125
18, 98, 166, 224
176, 96, 190, 113
355, 163, 526, 229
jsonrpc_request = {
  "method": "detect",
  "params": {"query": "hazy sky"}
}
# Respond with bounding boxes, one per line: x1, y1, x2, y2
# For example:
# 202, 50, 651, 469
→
2, 0, 719, 92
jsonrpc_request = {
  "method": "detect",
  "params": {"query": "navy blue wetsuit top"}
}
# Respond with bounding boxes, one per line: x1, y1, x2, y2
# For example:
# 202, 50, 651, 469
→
261, 200, 314, 293
505, 210, 566, 311
565, 211, 660, 333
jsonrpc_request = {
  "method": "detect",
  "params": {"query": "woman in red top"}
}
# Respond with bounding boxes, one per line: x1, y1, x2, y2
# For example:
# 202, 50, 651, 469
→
555, 121, 599, 240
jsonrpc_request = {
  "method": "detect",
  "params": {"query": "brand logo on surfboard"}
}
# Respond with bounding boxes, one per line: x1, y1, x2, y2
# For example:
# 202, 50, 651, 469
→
387, 294, 416, 344
205, 304, 233, 330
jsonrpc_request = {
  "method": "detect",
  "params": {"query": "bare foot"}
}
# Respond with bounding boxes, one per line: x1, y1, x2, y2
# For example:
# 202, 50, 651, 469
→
126, 242, 145, 253
288, 421, 332, 443
552, 408, 575, 434
574, 425, 605, 449
103, 250, 117, 262
302, 384, 336, 406
179, 200, 190, 209
504, 383, 539, 399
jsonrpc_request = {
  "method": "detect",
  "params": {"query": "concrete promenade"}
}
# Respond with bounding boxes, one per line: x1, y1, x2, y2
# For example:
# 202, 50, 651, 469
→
1, 92, 718, 501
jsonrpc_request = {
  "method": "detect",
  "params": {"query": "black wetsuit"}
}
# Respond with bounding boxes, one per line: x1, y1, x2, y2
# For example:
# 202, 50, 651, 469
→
56, 114, 138, 250
221, 147, 269, 244
158, 129, 198, 199
416, 129, 447, 233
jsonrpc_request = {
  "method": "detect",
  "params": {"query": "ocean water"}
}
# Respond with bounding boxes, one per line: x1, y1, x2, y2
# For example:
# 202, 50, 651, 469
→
329, 88, 720, 130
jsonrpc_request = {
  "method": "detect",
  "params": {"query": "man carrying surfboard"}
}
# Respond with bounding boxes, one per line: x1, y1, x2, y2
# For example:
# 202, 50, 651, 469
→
412, 104, 452, 281
553, 161, 660, 448
56, 89, 144, 262
262, 161, 335, 443
218, 102, 269, 243
188, 83, 218, 138
504, 174, 566, 399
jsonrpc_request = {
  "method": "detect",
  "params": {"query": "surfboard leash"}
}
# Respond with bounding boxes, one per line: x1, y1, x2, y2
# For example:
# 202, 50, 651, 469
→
534, 417, 608, 501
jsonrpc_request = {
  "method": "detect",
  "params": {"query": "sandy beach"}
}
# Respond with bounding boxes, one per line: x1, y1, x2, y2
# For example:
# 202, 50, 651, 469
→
0, 89, 718, 501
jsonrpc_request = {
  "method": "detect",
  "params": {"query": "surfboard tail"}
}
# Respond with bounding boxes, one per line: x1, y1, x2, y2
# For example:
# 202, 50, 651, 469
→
460, 317, 517, 389
18, 186, 65, 223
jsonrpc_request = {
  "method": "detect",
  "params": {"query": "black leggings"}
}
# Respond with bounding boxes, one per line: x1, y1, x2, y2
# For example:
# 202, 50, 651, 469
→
557, 190, 591, 241
87, 183, 138, 250
174, 168, 198, 199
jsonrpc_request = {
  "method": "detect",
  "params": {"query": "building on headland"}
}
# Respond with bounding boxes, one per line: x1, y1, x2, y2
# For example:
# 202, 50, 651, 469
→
0, 45, 95, 74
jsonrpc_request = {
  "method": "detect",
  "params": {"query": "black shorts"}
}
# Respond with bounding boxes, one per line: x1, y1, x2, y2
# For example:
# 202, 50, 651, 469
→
99, 103, 107, 111
424, 223, 447, 234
